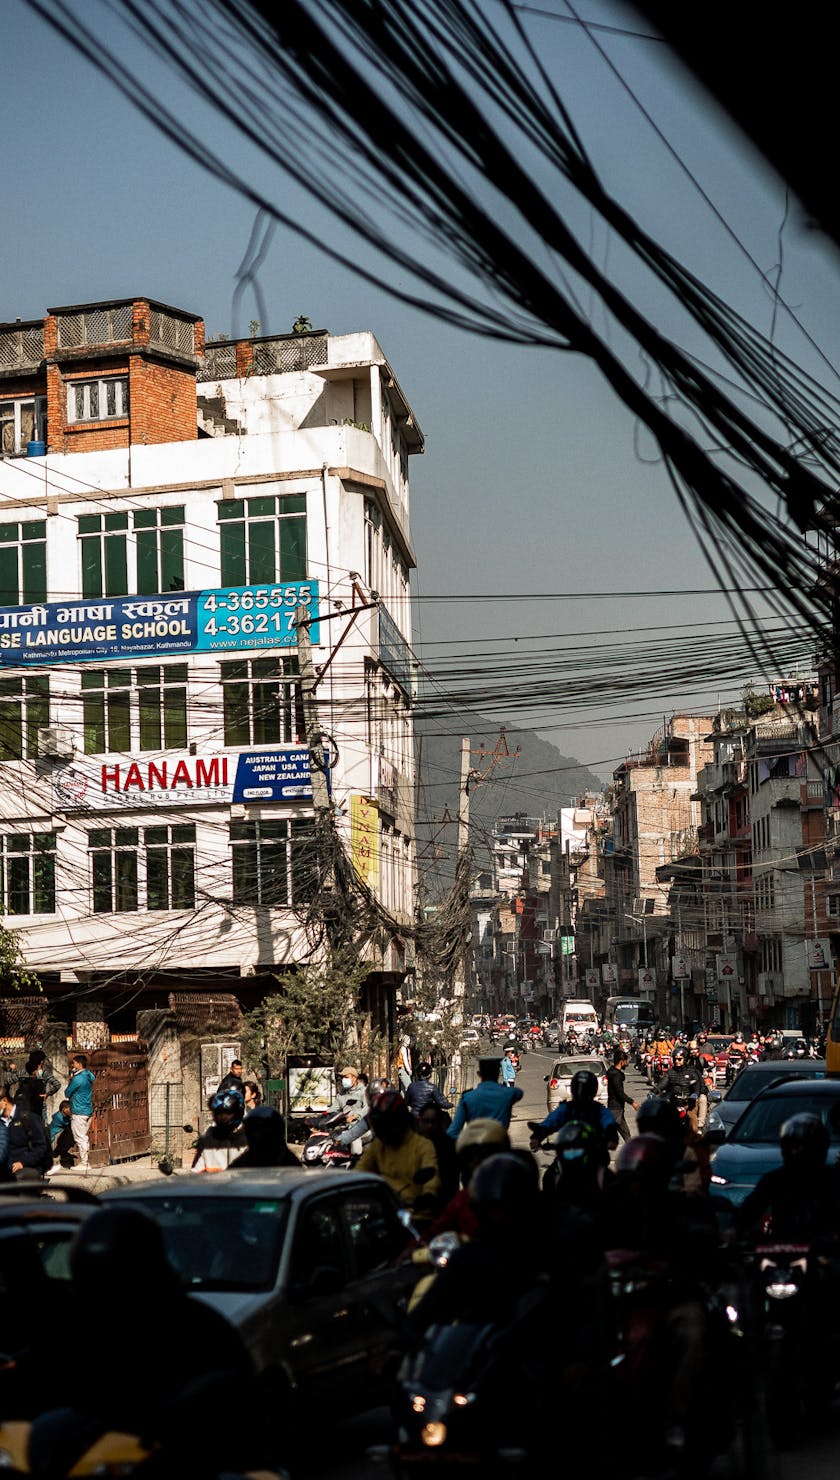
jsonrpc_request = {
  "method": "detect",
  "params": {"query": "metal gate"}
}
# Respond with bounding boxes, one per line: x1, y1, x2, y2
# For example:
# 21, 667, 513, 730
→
89, 1043, 152, 1165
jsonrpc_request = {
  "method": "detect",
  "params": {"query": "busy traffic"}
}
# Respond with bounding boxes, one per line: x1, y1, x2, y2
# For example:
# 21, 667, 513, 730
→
1, 1005, 839, 1480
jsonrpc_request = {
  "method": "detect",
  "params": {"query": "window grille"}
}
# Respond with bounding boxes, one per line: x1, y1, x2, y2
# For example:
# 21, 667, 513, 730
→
0, 328, 44, 370
149, 311, 195, 356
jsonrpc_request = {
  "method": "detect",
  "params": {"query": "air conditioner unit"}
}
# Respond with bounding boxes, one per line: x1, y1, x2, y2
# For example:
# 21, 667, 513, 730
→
544, 928, 558, 942
38, 726, 75, 759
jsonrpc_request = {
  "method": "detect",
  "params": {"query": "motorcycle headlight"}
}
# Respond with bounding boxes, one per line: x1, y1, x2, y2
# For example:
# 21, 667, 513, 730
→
421, 1422, 447, 1447
710, 1174, 728, 1186
766, 1281, 799, 1300
0, 1452, 14, 1470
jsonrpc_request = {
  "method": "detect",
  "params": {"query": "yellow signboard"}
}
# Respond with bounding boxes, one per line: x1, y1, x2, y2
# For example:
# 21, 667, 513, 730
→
350, 793, 379, 888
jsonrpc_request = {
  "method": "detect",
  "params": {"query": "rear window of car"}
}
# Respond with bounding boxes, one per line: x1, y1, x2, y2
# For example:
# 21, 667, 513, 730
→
731, 1093, 840, 1144
553, 1058, 605, 1078
726, 1067, 826, 1103
124, 1196, 288, 1291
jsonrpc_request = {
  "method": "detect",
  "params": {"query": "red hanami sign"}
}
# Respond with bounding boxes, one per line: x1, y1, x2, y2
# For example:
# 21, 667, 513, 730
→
53, 755, 234, 811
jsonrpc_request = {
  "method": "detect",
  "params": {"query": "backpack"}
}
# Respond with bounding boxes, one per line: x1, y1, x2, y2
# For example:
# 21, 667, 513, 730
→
20, 1110, 54, 1174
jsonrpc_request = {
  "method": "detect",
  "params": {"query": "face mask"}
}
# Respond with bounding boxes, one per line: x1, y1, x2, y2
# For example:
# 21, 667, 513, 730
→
341, 1077, 353, 1090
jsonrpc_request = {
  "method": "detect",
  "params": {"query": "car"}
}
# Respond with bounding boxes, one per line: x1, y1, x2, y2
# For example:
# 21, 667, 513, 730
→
460, 1026, 481, 1049
709, 1077, 840, 1206
102, 1169, 420, 1412
706, 1058, 827, 1137
705, 1035, 734, 1083
545, 1021, 560, 1047
544, 1055, 608, 1112
0, 1184, 95, 1357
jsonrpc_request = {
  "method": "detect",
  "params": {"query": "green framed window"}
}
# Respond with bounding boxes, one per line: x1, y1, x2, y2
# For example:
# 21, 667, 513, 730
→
134, 506, 185, 594
146, 824, 196, 910
0, 520, 47, 605
218, 493, 306, 587
221, 657, 301, 747
230, 818, 315, 906
0, 675, 49, 760
82, 665, 187, 753
89, 828, 139, 913
0, 833, 56, 914
79, 512, 129, 599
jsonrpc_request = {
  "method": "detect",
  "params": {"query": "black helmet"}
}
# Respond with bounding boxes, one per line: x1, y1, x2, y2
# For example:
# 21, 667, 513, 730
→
672, 1046, 687, 1066
71, 1207, 178, 1297
780, 1113, 828, 1168
636, 1096, 682, 1152
770, 1033, 783, 1050
209, 1088, 244, 1124
697, 1032, 707, 1044
370, 1089, 410, 1144
552, 1119, 600, 1173
241, 1105, 288, 1162
416, 1061, 433, 1080
570, 1069, 598, 1104
615, 1134, 672, 1185
470, 1152, 539, 1207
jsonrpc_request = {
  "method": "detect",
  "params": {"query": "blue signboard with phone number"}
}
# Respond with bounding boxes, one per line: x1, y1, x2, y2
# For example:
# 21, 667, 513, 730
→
0, 581, 319, 665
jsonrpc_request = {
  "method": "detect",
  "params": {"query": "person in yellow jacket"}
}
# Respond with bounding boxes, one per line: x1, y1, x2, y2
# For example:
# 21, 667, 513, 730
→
356, 1089, 440, 1223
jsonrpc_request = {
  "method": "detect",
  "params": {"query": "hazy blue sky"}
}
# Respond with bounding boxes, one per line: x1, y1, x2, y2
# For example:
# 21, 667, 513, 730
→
5, 1, 840, 786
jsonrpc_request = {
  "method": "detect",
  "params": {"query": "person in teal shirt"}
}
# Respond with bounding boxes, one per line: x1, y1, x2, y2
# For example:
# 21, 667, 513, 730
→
447, 1058, 523, 1139
66, 1054, 95, 1170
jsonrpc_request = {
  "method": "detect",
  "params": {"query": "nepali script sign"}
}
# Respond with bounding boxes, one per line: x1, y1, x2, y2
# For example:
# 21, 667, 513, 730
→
0, 581, 319, 666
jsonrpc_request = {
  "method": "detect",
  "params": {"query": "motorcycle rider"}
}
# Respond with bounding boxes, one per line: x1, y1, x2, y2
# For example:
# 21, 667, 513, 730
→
191, 1088, 246, 1171
356, 1089, 441, 1222
736, 1112, 840, 1240
761, 1032, 785, 1062
425, 1117, 511, 1239
529, 1069, 619, 1160
405, 1061, 451, 1120
656, 1045, 708, 1132
228, 1105, 299, 1167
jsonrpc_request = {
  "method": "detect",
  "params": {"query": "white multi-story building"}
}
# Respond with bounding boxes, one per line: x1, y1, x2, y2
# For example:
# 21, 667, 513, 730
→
0, 300, 421, 1054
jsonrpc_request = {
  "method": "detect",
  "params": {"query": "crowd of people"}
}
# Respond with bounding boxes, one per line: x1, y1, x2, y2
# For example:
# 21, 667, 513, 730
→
0, 1051, 95, 1179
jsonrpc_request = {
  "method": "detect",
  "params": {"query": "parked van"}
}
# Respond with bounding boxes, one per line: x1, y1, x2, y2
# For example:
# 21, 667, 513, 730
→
560, 999, 599, 1037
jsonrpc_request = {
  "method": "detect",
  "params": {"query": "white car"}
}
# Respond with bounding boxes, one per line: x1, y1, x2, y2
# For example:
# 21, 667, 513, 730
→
544, 1055, 609, 1112
460, 1026, 481, 1049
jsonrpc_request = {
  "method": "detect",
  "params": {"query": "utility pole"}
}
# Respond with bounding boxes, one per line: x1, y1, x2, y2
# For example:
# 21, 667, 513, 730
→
452, 737, 472, 1003
295, 604, 332, 818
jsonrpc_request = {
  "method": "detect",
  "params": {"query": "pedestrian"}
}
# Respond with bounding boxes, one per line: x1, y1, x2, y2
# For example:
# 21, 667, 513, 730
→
606, 1048, 638, 1142
397, 1034, 413, 1093
0, 1085, 52, 1180
49, 1099, 75, 1168
65, 1053, 95, 1172
447, 1057, 523, 1139
217, 1059, 244, 1094
242, 1080, 262, 1113
15, 1050, 61, 1121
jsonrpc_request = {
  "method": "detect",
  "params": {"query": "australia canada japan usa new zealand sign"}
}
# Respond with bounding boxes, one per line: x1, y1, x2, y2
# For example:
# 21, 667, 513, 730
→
53, 748, 314, 811
0, 581, 319, 665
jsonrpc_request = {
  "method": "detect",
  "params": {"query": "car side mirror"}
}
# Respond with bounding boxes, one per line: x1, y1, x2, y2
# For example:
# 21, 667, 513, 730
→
710, 1090, 721, 1103
543, 1075, 549, 1083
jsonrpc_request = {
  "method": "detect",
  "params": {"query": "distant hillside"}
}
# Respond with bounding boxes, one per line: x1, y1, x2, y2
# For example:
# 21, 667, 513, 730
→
415, 713, 604, 895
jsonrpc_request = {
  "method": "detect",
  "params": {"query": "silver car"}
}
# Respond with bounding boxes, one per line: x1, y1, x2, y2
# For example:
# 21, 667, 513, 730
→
103, 1169, 420, 1413
544, 1055, 609, 1112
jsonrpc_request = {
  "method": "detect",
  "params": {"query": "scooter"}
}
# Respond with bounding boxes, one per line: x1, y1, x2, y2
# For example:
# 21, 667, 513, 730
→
755, 1239, 840, 1445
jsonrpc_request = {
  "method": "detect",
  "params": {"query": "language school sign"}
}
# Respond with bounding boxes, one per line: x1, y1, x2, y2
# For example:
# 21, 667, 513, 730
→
0, 581, 319, 665
53, 748, 314, 811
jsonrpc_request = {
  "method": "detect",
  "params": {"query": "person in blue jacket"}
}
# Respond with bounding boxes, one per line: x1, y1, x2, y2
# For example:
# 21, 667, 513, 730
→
529, 1069, 618, 1160
66, 1054, 95, 1171
447, 1057, 523, 1139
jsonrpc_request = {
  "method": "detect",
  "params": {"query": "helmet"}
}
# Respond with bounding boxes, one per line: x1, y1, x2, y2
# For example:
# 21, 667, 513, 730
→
770, 1034, 783, 1050
779, 1112, 828, 1168
570, 1069, 598, 1104
697, 1032, 707, 1044
734, 1033, 745, 1044
370, 1089, 410, 1144
209, 1088, 244, 1124
672, 1046, 687, 1066
456, 1118, 510, 1155
71, 1207, 178, 1296
241, 1105, 289, 1162
469, 1152, 539, 1207
615, 1134, 673, 1184
636, 1096, 682, 1149
415, 1062, 433, 1080
552, 1119, 601, 1172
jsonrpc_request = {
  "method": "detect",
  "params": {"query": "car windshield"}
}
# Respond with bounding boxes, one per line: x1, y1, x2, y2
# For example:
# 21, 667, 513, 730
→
727, 1068, 826, 1103
730, 1093, 840, 1145
125, 1196, 289, 1291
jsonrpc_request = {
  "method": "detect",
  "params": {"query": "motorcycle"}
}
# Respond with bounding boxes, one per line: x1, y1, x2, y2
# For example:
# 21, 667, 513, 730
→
755, 1239, 840, 1445
726, 1051, 746, 1086
300, 1109, 360, 1169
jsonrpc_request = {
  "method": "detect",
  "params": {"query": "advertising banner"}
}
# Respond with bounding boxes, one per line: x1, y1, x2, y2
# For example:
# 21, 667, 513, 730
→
53, 748, 315, 811
806, 938, 832, 970
672, 950, 690, 979
585, 968, 600, 992
350, 793, 379, 887
0, 580, 319, 667
716, 952, 737, 981
601, 962, 618, 986
638, 966, 657, 993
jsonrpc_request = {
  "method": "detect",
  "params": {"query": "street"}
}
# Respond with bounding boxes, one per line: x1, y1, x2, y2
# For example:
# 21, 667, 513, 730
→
301, 1048, 839, 1480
